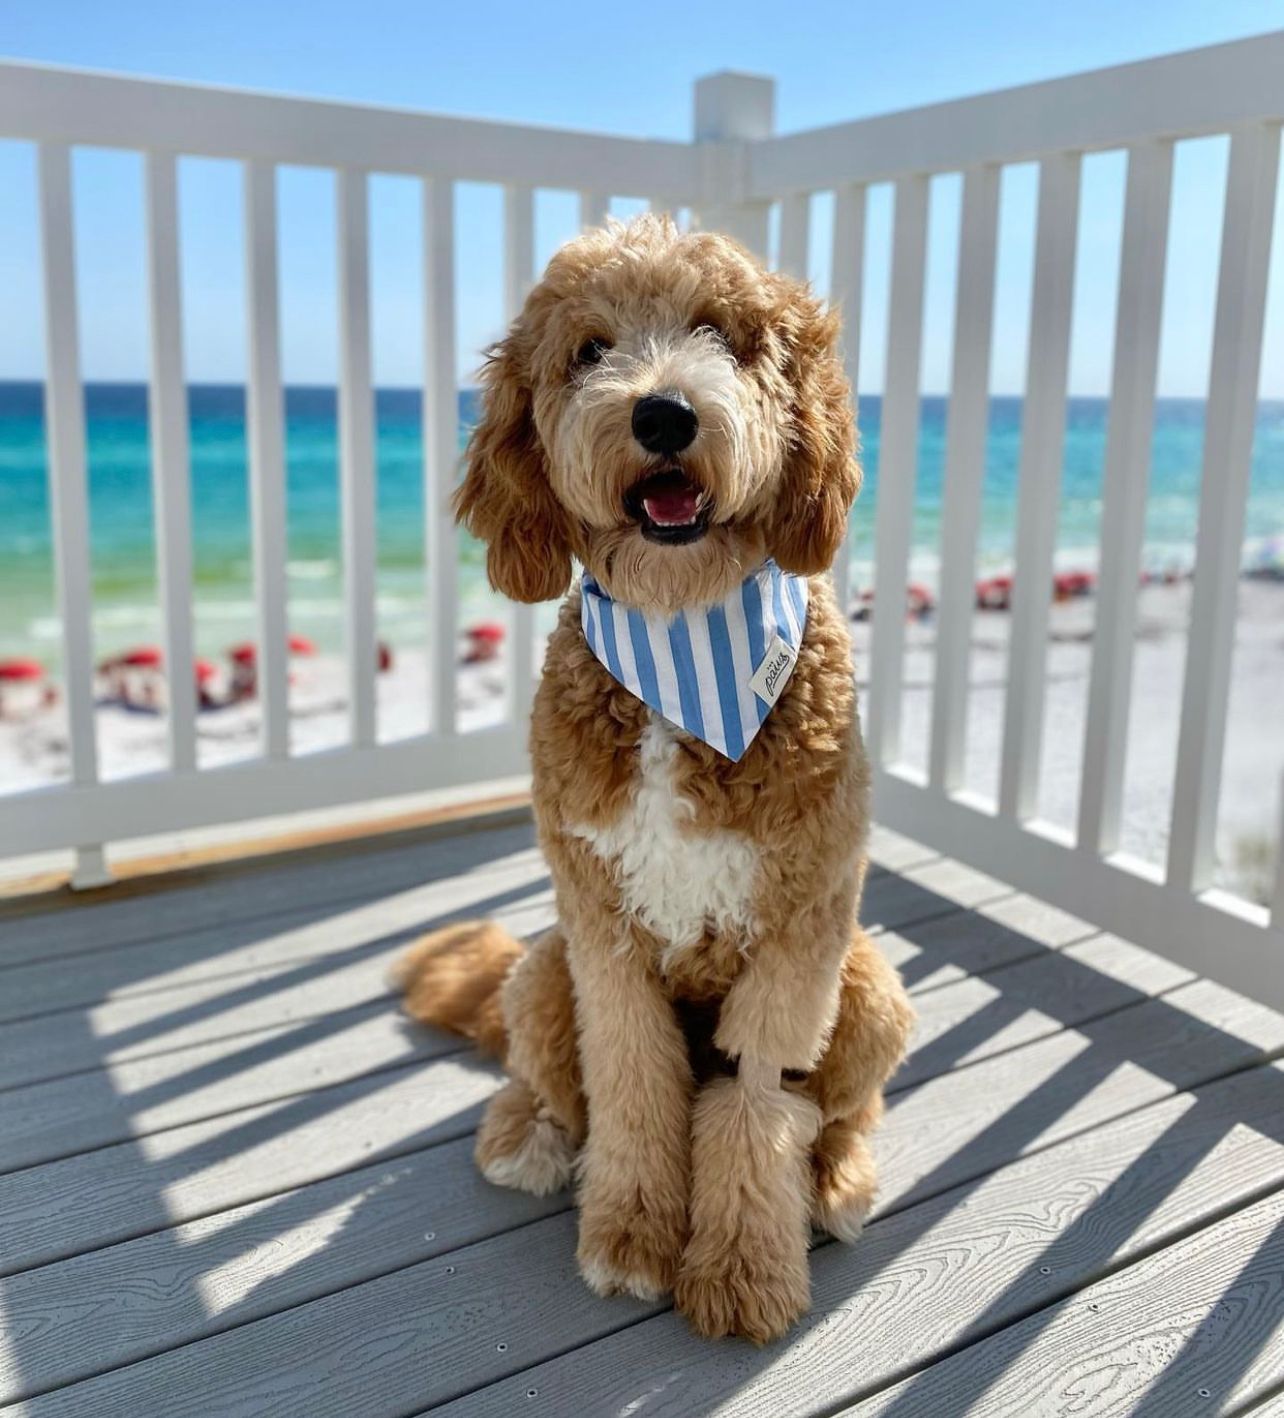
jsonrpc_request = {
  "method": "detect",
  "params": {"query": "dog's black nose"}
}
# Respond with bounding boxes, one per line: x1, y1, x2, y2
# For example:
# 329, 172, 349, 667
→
632, 392, 698, 455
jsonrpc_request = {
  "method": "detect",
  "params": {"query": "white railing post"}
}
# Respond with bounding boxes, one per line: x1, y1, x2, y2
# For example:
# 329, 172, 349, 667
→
650, 196, 686, 229
244, 161, 290, 760
503, 184, 538, 727
865, 173, 929, 769
998, 151, 1081, 822
37, 143, 108, 889
929, 164, 1001, 795
145, 151, 198, 777
1273, 773, 1284, 930
692, 71, 774, 258
777, 191, 810, 279
829, 181, 867, 615
337, 169, 378, 749
424, 176, 459, 738
1167, 122, 1281, 896
578, 191, 610, 231
1076, 141, 1173, 857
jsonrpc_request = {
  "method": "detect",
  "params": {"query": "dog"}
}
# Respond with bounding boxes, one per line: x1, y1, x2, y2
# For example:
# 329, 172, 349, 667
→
394, 214, 914, 1343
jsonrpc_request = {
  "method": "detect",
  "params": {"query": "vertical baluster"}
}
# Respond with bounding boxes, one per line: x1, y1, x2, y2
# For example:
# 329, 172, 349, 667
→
692, 71, 774, 259
650, 196, 685, 228
337, 169, 377, 748
929, 164, 1001, 795
777, 192, 810, 279
579, 190, 610, 231
829, 182, 867, 615
503, 183, 537, 726
145, 151, 197, 775
866, 174, 929, 769
1167, 123, 1281, 894
424, 176, 458, 737
244, 161, 289, 759
1077, 142, 1173, 855
38, 143, 105, 886
998, 152, 1081, 822
503, 184, 535, 320
1273, 775, 1284, 929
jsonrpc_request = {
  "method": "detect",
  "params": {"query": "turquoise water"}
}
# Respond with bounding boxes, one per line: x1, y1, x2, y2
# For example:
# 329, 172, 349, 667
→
1, 381, 1281, 670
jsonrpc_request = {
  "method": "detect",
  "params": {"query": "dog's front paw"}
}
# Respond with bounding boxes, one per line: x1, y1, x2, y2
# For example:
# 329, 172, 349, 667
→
577, 1203, 685, 1302
675, 1236, 810, 1344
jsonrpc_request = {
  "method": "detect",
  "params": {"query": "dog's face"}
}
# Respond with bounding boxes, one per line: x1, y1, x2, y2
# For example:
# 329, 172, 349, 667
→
456, 216, 859, 615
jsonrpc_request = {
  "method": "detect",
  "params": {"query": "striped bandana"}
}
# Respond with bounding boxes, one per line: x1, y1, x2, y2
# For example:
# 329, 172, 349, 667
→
579, 560, 809, 761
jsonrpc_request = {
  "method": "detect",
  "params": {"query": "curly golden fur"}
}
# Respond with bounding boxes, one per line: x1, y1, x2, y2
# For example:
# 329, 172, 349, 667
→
397, 215, 913, 1343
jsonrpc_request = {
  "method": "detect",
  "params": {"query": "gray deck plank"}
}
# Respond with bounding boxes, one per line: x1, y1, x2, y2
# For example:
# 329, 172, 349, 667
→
0, 890, 1127, 1097
875, 891, 1097, 994
0, 1135, 566, 1406
7, 980, 1280, 1417
0, 855, 554, 1026
0, 820, 538, 969
0, 902, 1186, 1173
5, 962, 1278, 1281
0, 850, 963, 1032
863, 825, 942, 873
0, 928, 1203, 1399
840, 1189, 1284, 1418
860, 857, 1013, 932
0, 817, 931, 976
893, 932, 1193, 1091
0, 1055, 503, 1275
874, 978, 1284, 1214
0, 891, 553, 1091
433, 1062, 1284, 1418
0, 838, 985, 1031
0, 1006, 471, 1174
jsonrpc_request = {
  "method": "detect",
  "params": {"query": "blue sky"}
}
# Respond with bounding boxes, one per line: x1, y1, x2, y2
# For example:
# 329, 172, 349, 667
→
1, 0, 1282, 395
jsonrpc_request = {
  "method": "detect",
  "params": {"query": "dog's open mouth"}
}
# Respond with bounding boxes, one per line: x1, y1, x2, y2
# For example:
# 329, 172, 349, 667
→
623, 470, 711, 545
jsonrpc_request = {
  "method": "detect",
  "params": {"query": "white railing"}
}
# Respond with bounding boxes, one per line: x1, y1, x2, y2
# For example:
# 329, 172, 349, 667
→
0, 36, 1280, 1007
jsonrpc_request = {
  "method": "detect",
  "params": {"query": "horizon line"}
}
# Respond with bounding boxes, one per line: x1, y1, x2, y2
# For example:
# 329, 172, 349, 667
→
0, 376, 1275, 404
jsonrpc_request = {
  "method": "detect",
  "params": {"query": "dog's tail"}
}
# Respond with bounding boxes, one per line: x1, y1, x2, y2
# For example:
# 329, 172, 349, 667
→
390, 921, 524, 1060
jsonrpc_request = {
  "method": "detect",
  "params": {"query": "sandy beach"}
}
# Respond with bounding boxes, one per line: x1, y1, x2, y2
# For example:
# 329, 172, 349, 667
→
1, 579, 1279, 906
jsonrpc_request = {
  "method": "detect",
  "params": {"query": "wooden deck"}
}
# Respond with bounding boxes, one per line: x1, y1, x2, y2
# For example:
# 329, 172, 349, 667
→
1, 809, 1283, 1417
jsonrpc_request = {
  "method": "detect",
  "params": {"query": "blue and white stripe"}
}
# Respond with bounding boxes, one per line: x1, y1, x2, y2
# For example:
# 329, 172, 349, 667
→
580, 559, 809, 761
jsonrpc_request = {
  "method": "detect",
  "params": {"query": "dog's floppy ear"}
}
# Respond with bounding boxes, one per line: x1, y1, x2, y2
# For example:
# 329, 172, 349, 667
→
765, 287, 861, 576
454, 334, 573, 603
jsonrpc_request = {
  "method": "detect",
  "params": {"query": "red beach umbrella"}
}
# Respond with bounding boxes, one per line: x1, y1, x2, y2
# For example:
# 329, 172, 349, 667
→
0, 658, 46, 719
120, 645, 164, 668
976, 575, 1013, 611
462, 622, 505, 665
288, 634, 317, 655
0, 658, 43, 681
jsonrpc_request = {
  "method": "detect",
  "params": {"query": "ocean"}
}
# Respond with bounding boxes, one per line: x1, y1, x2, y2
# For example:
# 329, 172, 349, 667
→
1, 380, 1281, 672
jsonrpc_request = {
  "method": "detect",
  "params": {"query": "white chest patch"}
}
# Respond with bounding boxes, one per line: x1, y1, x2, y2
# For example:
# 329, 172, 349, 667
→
569, 718, 758, 968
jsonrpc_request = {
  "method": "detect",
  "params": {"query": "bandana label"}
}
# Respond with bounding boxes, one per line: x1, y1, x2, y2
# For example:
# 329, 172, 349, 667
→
579, 559, 809, 761
748, 633, 797, 708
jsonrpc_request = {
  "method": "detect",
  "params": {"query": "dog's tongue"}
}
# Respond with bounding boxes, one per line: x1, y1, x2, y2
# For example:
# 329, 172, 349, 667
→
641, 476, 701, 525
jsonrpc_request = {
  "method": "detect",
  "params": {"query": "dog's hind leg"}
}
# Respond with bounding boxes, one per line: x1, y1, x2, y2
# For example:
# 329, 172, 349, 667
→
395, 922, 586, 1195
803, 928, 915, 1240
810, 1106, 880, 1241
477, 926, 585, 1195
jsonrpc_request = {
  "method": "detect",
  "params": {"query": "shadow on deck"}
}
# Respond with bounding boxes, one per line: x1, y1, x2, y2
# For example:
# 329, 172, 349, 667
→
0, 811, 1281, 1417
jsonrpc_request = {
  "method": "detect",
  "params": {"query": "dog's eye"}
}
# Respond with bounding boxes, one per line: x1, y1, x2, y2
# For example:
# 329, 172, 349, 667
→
573, 337, 611, 368
693, 322, 734, 356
